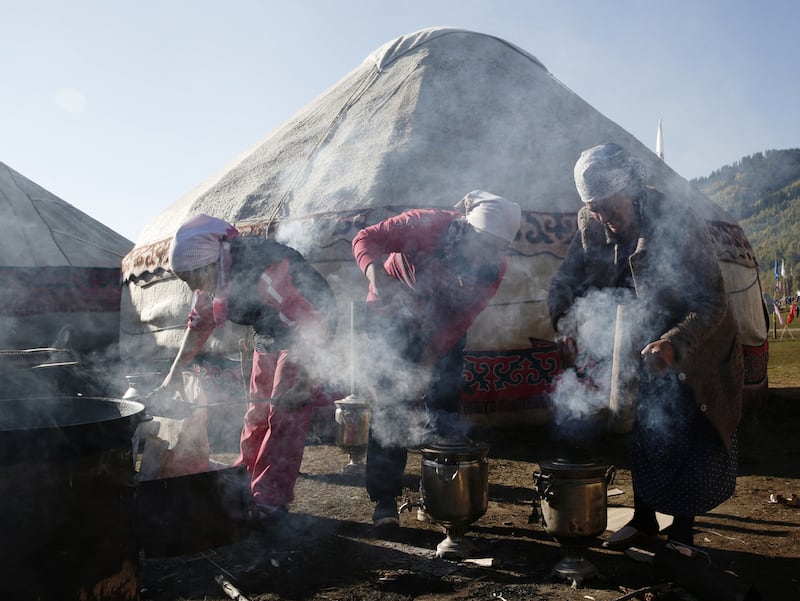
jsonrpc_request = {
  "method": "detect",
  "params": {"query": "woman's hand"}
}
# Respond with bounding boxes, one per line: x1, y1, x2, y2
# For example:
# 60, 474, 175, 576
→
640, 339, 674, 377
365, 263, 403, 300
152, 367, 185, 398
143, 378, 192, 418
365, 262, 414, 318
556, 336, 578, 368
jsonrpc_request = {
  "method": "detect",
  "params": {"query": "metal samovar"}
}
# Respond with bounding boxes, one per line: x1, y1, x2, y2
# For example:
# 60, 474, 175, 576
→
532, 448, 616, 586
334, 394, 371, 474
412, 437, 490, 559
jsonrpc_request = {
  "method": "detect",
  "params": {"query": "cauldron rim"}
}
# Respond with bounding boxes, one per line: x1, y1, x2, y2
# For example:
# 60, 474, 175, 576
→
0, 396, 145, 432
0, 397, 147, 462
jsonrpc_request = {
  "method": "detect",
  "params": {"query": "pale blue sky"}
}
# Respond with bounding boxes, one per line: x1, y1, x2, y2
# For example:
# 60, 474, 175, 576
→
2, 1, 798, 241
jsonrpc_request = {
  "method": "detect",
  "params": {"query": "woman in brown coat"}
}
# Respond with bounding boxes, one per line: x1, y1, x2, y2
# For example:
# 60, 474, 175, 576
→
547, 143, 743, 548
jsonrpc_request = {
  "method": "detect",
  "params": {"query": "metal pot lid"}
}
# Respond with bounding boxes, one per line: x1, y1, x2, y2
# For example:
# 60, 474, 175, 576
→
334, 394, 371, 407
125, 372, 162, 381
421, 437, 489, 460
537, 448, 609, 478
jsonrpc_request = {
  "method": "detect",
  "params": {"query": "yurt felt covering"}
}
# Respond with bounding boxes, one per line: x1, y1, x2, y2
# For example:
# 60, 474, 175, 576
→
0, 161, 133, 354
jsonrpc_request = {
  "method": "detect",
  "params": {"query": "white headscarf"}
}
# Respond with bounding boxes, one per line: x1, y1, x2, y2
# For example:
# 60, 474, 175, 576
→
168, 214, 238, 272
573, 143, 646, 203
454, 190, 522, 244
168, 214, 239, 327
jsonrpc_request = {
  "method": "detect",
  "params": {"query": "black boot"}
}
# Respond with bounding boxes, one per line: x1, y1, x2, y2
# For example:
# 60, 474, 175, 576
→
666, 515, 695, 546
603, 495, 659, 550
628, 495, 660, 535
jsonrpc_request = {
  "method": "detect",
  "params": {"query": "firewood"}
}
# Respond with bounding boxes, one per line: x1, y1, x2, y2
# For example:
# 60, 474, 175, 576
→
214, 574, 250, 601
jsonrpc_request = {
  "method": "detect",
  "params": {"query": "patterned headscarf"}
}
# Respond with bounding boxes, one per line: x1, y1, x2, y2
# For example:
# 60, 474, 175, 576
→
454, 190, 521, 244
168, 214, 239, 327
574, 143, 646, 203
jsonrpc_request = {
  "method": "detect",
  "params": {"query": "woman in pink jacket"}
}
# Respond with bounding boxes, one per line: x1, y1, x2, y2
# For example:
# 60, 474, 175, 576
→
158, 214, 338, 520
351, 191, 521, 532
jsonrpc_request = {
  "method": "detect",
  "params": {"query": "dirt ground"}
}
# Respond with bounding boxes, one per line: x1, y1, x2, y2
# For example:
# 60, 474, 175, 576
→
137, 390, 800, 601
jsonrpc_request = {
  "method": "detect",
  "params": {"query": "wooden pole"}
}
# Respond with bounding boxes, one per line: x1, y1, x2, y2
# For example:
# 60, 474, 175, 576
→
215, 574, 251, 601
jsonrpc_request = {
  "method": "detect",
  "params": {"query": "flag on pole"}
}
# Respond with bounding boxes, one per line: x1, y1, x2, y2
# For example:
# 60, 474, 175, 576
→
781, 259, 786, 278
788, 301, 797, 325
775, 259, 780, 279
774, 302, 785, 325
656, 119, 664, 160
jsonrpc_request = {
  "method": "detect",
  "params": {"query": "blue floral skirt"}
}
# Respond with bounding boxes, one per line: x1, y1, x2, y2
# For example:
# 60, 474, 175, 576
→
629, 371, 737, 516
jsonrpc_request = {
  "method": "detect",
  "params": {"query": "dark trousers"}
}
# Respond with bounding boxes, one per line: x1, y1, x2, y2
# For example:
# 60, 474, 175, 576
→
365, 336, 466, 502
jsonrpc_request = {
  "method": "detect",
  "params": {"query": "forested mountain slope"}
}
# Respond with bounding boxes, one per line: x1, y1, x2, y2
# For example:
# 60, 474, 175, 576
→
692, 148, 800, 293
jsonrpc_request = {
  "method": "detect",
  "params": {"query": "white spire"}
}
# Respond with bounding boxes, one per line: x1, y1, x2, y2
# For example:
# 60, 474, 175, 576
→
656, 118, 664, 160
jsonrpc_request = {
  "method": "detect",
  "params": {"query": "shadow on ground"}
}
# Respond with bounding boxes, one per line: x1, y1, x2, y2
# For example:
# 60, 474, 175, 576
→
139, 390, 800, 601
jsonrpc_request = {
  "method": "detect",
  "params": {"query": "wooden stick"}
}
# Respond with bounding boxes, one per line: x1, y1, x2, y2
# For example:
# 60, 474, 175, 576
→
350, 300, 355, 395
214, 574, 251, 601
608, 303, 637, 434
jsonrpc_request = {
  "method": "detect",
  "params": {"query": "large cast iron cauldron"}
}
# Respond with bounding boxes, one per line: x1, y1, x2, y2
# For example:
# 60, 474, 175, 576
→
0, 396, 145, 459
0, 397, 147, 601
137, 463, 251, 558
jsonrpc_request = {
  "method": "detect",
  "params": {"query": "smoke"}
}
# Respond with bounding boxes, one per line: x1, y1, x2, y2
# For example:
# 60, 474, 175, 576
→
547, 197, 713, 447
290, 294, 448, 448
548, 286, 648, 445
274, 218, 473, 446
274, 220, 318, 257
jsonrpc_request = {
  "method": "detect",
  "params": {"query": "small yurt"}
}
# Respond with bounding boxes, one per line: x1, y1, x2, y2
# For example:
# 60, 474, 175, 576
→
0, 161, 134, 396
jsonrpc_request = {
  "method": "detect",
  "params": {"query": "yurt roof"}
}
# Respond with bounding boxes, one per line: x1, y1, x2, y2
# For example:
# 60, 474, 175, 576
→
0, 161, 133, 267
128, 26, 735, 274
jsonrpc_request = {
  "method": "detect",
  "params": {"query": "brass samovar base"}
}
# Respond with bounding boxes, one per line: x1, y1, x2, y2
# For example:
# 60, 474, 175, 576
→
341, 459, 365, 475
339, 449, 366, 475
551, 548, 599, 587
435, 527, 477, 559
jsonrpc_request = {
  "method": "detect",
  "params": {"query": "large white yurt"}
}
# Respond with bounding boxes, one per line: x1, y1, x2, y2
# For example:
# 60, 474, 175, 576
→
120, 27, 768, 424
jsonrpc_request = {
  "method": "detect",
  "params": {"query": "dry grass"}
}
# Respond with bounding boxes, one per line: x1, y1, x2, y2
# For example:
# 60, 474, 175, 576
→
766, 334, 800, 388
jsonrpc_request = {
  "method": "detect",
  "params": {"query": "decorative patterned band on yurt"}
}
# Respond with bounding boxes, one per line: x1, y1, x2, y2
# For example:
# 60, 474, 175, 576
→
120, 209, 577, 282
0, 266, 123, 315
120, 208, 768, 414
461, 339, 561, 414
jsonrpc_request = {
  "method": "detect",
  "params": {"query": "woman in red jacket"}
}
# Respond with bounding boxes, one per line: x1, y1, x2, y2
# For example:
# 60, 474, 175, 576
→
352, 190, 521, 531
158, 214, 338, 519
